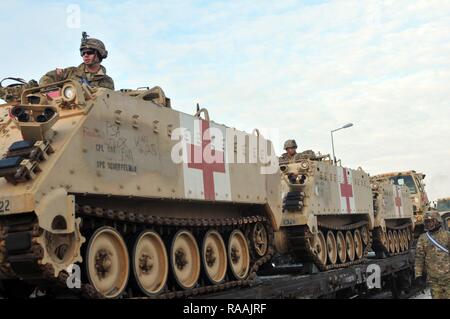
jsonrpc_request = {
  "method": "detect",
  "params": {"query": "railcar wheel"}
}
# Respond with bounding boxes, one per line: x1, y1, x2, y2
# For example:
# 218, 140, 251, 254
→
336, 231, 347, 263
170, 230, 201, 290
228, 230, 250, 280
202, 230, 227, 285
85, 227, 130, 298
132, 230, 168, 296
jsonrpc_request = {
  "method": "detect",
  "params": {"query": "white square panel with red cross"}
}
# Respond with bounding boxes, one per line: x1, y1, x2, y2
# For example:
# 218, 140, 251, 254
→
179, 113, 231, 201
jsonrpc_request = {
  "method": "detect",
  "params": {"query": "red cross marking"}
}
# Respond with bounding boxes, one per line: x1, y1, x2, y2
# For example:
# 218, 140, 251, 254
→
187, 119, 225, 201
394, 187, 402, 215
340, 168, 353, 213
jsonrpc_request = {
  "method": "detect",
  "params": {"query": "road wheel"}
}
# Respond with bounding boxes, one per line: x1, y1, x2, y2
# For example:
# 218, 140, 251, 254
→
393, 230, 400, 253
132, 230, 168, 296
170, 230, 201, 290
228, 230, 250, 280
85, 227, 129, 298
314, 231, 327, 266
326, 231, 337, 265
345, 231, 355, 262
388, 230, 395, 253
354, 229, 363, 259
202, 230, 227, 285
336, 231, 347, 264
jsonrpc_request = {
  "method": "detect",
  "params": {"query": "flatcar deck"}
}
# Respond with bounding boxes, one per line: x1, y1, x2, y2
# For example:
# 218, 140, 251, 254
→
198, 251, 418, 299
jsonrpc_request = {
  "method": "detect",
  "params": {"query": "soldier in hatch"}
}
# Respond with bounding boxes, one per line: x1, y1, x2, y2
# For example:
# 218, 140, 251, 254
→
279, 140, 298, 164
39, 32, 114, 90
279, 139, 316, 165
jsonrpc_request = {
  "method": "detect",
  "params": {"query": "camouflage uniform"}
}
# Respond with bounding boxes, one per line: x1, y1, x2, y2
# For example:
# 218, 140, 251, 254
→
415, 228, 450, 299
279, 152, 296, 164
39, 33, 114, 90
39, 64, 114, 90
279, 139, 298, 164
279, 150, 316, 165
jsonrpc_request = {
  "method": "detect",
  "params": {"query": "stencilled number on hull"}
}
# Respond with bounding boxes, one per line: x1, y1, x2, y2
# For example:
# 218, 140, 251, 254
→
0, 200, 10, 213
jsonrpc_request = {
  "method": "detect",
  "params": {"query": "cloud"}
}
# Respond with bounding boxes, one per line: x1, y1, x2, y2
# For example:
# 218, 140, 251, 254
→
1, 0, 449, 200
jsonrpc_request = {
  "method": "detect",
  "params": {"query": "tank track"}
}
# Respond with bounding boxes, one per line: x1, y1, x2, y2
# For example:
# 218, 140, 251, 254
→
0, 204, 274, 299
372, 224, 413, 257
286, 220, 372, 271
0, 214, 103, 298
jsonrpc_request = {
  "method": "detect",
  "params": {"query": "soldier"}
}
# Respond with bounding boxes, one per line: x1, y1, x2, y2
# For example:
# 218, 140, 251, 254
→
279, 140, 298, 164
279, 139, 317, 165
415, 211, 450, 299
39, 32, 114, 90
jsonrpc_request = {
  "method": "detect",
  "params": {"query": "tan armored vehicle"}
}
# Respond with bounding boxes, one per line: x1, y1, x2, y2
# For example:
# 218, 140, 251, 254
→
435, 197, 450, 213
369, 177, 414, 257
275, 155, 374, 271
373, 171, 429, 236
0, 79, 282, 298
274, 154, 416, 272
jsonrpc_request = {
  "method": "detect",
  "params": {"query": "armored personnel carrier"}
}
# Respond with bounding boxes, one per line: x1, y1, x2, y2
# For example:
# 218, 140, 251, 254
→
275, 154, 415, 271
435, 198, 450, 231
0, 79, 282, 298
372, 171, 429, 237
369, 177, 414, 257
275, 155, 374, 271
436, 197, 450, 213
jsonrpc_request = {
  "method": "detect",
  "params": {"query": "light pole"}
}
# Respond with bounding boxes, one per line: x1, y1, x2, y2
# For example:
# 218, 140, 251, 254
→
331, 123, 353, 164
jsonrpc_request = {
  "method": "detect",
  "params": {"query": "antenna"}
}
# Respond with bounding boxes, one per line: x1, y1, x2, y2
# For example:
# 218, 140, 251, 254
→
81, 31, 89, 44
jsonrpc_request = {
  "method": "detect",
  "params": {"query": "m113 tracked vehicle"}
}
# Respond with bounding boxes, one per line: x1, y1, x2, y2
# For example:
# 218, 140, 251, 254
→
435, 197, 450, 231
372, 171, 428, 237
0, 78, 282, 298
275, 154, 414, 272
369, 177, 414, 257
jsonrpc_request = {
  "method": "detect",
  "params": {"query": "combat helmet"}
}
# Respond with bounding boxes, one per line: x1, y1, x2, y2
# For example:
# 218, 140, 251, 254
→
80, 32, 108, 59
284, 139, 297, 150
425, 211, 443, 222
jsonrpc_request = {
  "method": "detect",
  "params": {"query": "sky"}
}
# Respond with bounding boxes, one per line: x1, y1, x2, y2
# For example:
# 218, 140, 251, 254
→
0, 0, 449, 201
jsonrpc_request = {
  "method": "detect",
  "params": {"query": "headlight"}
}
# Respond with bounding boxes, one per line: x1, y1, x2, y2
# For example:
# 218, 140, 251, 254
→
62, 84, 76, 102
299, 160, 309, 170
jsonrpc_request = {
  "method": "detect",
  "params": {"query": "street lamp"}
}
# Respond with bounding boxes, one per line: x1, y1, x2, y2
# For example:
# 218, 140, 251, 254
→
331, 123, 353, 165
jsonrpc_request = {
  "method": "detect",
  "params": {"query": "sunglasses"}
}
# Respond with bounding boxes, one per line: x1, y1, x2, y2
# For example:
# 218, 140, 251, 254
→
81, 50, 96, 56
